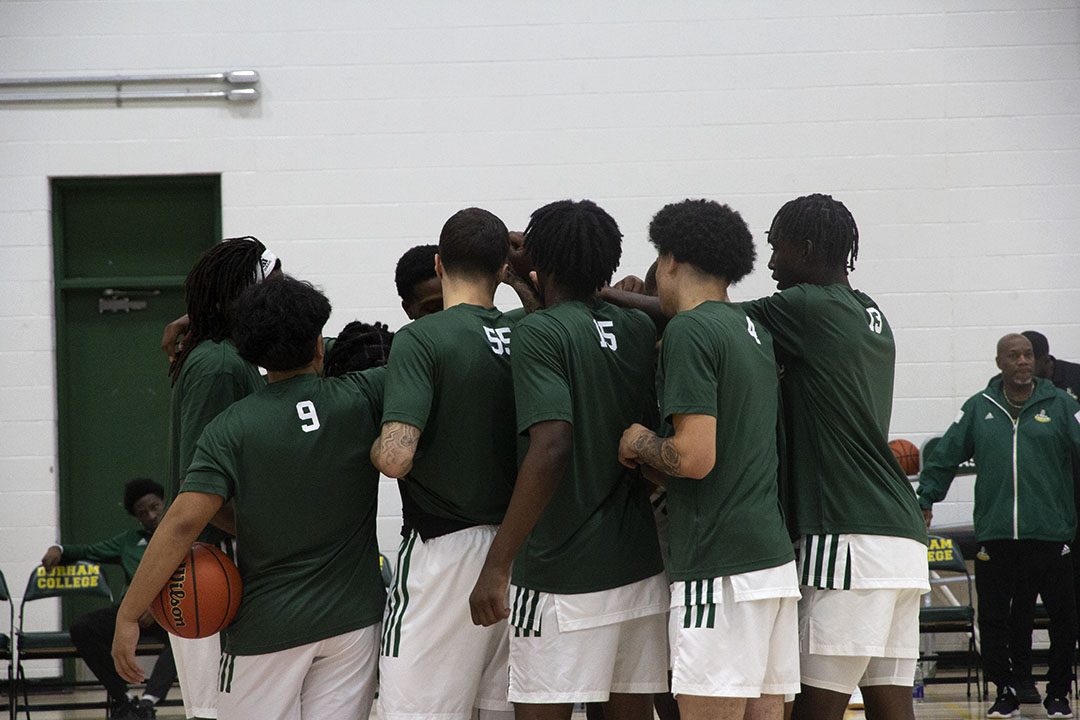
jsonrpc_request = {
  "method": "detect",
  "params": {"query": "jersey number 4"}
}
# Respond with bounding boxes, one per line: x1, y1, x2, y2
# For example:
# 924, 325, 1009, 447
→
484, 326, 511, 355
296, 400, 321, 433
594, 320, 618, 351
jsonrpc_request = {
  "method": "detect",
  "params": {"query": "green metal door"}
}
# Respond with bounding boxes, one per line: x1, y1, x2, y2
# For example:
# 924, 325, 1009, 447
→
52, 175, 220, 629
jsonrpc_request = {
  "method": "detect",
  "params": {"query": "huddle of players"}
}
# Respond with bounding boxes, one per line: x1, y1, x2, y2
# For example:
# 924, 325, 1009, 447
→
113, 193, 928, 720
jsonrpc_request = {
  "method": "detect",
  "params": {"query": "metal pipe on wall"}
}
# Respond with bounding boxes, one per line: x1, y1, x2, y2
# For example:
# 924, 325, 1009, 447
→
0, 70, 259, 105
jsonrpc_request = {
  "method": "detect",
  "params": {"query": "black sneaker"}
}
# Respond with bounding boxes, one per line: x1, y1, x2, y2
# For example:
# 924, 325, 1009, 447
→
1015, 678, 1041, 704
986, 687, 1019, 718
1045, 695, 1074, 718
108, 698, 138, 720
132, 699, 158, 719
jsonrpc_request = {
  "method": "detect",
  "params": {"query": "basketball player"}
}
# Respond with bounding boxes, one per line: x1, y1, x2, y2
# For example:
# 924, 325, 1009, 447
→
396, 245, 444, 320
741, 195, 928, 720
370, 208, 518, 720
470, 199, 668, 720
114, 276, 386, 720
166, 237, 279, 720
618, 199, 799, 720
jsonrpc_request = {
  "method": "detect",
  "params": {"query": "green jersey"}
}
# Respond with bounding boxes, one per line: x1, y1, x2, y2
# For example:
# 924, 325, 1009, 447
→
511, 300, 663, 593
168, 339, 264, 502
381, 304, 517, 531
181, 368, 386, 656
743, 284, 926, 544
61, 529, 152, 588
659, 302, 794, 581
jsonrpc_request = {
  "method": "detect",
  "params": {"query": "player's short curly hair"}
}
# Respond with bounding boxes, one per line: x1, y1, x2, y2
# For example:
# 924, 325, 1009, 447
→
323, 321, 395, 377
524, 199, 622, 295
394, 245, 438, 303
648, 199, 755, 284
233, 275, 332, 372
123, 478, 164, 515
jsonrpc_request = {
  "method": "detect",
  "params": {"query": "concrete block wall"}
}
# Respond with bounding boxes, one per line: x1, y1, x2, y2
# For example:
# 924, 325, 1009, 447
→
1, 2, 1078, 658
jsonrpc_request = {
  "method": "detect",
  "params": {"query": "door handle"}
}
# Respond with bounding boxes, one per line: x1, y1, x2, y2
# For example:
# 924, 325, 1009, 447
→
98, 288, 160, 314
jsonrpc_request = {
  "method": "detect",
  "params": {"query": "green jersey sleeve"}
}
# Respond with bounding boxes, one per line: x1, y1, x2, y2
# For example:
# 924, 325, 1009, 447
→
741, 287, 810, 358
178, 370, 254, 486
381, 325, 437, 431
61, 532, 126, 564
660, 315, 718, 421
916, 398, 978, 509
182, 413, 239, 501
336, 367, 387, 429
511, 318, 572, 433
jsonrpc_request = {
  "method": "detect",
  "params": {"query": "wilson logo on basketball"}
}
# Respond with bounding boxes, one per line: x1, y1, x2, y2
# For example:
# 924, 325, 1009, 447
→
167, 565, 188, 628
151, 542, 243, 640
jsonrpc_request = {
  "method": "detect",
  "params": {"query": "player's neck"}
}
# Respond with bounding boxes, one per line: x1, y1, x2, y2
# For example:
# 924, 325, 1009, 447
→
440, 275, 496, 310
266, 365, 318, 383
675, 277, 730, 313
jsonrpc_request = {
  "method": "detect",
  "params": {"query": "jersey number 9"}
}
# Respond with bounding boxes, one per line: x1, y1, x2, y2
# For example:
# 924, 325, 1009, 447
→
296, 400, 321, 433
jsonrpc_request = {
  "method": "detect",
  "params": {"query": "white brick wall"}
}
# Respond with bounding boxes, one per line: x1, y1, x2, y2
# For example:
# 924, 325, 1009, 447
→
2, 2, 1079, 653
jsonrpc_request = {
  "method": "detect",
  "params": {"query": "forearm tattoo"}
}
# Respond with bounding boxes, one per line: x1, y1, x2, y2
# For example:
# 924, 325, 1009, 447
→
632, 432, 681, 476
376, 422, 420, 471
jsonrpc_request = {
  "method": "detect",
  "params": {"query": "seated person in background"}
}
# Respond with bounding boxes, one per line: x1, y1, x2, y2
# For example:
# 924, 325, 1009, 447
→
41, 478, 176, 720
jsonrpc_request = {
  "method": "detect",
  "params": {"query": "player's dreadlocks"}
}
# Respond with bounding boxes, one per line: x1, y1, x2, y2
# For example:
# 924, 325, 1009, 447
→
770, 193, 859, 271
323, 321, 395, 377
524, 199, 623, 296
170, 236, 267, 384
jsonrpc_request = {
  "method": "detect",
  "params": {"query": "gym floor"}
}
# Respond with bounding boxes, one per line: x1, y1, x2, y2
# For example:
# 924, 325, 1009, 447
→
5, 686, 1026, 720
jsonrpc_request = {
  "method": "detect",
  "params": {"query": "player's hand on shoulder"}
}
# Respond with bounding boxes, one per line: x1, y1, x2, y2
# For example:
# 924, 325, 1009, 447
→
161, 313, 190, 362
611, 274, 646, 294
41, 545, 62, 569
469, 564, 511, 627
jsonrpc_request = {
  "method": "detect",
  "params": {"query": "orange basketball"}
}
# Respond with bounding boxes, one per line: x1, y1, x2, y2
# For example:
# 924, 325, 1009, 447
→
889, 438, 920, 476
151, 542, 242, 639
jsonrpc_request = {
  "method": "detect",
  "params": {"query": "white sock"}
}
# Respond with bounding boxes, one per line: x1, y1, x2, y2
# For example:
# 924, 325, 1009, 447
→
141, 694, 159, 705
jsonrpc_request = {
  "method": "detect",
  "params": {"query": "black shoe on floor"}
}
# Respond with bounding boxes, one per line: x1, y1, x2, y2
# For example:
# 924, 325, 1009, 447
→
108, 697, 138, 720
986, 687, 1019, 718
1014, 678, 1041, 704
1045, 695, 1074, 718
132, 699, 158, 719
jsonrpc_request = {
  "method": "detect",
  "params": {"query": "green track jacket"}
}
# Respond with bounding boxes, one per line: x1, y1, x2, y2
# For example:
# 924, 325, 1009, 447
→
917, 377, 1080, 542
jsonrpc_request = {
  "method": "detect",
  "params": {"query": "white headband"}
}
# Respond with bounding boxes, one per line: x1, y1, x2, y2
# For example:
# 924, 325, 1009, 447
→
254, 249, 279, 283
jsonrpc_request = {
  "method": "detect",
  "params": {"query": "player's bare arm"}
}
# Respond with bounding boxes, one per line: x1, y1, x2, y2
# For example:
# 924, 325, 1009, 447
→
619, 414, 716, 480
500, 263, 542, 313
370, 421, 421, 478
160, 312, 190, 362
112, 491, 224, 684
470, 419, 572, 627
599, 286, 667, 331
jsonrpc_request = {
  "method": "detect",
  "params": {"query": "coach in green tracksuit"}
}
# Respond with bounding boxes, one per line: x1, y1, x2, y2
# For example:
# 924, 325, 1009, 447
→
918, 333, 1080, 718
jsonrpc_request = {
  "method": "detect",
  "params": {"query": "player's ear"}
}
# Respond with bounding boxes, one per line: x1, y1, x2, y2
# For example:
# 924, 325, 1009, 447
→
434, 253, 445, 279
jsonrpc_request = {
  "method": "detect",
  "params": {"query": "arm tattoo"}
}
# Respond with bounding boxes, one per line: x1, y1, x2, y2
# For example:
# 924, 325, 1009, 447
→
632, 432, 681, 476
376, 422, 420, 472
